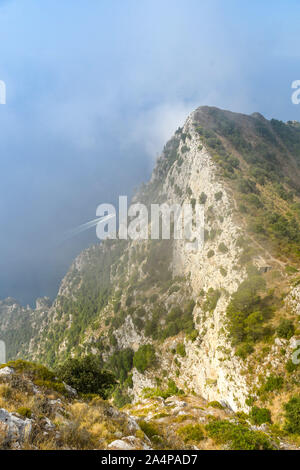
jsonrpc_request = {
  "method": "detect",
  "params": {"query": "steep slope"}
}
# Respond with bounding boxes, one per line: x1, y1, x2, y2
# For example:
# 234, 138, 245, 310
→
0, 106, 299, 426
2, 360, 293, 450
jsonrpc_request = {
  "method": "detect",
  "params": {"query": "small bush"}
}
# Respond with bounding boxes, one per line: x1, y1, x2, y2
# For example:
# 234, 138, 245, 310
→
133, 344, 156, 373
285, 266, 298, 275
177, 423, 204, 443
284, 395, 300, 434
207, 249, 215, 258
218, 242, 229, 254
168, 285, 180, 295
277, 319, 295, 340
235, 342, 254, 359
149, 293, 158, 303
226, 270, 274, 346
187, 329, 198, 342
249, 406, 271, 425
142, 379, 182, 400
260, 374, 284, 393
16, 407, 32, 418
113, 387, 132, 408
199, 192, 207, 204
245, 396, 256, 407
34, 379, 66, 395
108, 348, 134, 383
208, 401, 224, 409
56, 356, 117, 398
176, 343, 186, 357
139, 420, 161, 443
203, 288, 221, 313
205, 419, 274, 450
285, 359, 299, 373
220, 267, 227, 277
125, 295, 133, 307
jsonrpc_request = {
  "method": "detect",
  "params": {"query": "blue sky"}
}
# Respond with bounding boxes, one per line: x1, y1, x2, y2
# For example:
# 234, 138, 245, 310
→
0, 0, 300, 305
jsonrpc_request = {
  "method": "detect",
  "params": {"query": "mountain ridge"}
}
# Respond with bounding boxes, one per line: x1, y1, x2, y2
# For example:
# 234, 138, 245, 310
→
0, 106, 299, 430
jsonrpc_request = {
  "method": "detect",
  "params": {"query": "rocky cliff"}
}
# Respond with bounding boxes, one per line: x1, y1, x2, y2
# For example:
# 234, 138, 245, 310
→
0, 106, 299, 429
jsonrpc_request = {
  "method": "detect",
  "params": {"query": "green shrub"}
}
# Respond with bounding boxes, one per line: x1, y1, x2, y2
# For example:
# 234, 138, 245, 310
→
56, 356, 117, 398
132, 316, 144, 330
142, 379, 182, 400
245, 396, 256, 407
199, 192, 207, 204
34, 379, 66, 395
235, 342, 254, 359
177, 424, 204, 443
133, 344, 156, 373
124, 373, 133, 389
205, 419, 274, 450
218, 242, 229, 253
168, 285, 180, 295
277, 319, 295, 340
208, 401, 224, 409
285, 265, 298, 275
187, 329, 198, 342
284, 395, 300, 434
285, 358, 299, 373
220, 267, 227, 277
203, 289, 221, 313
226, 270, 274, 345
149, 293, 158, 303
17, 407, 32, 418
244, 193, 263, 208
260, 374, 284, 393
176, 343, 186, 357
181, 145, 190, 154
158, 301, 196, 341
215, 191, 223, 201
249, 406, 271, 425
139, 420, 162, 445
108, 348, 134, 382
113, 386, 132, 408
125, 295, 133, 307
207, 249, 215, 258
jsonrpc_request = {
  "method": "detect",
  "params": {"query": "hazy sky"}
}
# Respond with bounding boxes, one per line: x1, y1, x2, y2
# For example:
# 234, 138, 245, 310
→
0, 0, 300, 305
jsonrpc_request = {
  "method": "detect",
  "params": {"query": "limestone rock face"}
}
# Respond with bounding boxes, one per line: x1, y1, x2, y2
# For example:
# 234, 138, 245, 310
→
35, 297, 52, 310
286, 286, 300, 316
156, 112, 249, 410
0, 408, 32, 448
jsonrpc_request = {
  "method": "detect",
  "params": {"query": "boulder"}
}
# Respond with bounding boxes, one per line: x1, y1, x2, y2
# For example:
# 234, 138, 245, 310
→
108, 435, 151, 450
63, 382, 77, 397
0, 367, 14, 377
0, 408, 32, 447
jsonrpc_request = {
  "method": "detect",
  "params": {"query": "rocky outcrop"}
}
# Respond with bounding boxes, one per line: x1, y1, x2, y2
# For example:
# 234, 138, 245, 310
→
108, 436, 151, 450
286, 286, 300, 316
0, 409, 32, 448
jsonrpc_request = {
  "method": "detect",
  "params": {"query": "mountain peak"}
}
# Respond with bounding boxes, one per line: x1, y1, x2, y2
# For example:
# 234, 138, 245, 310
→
0, 105, 300, 449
